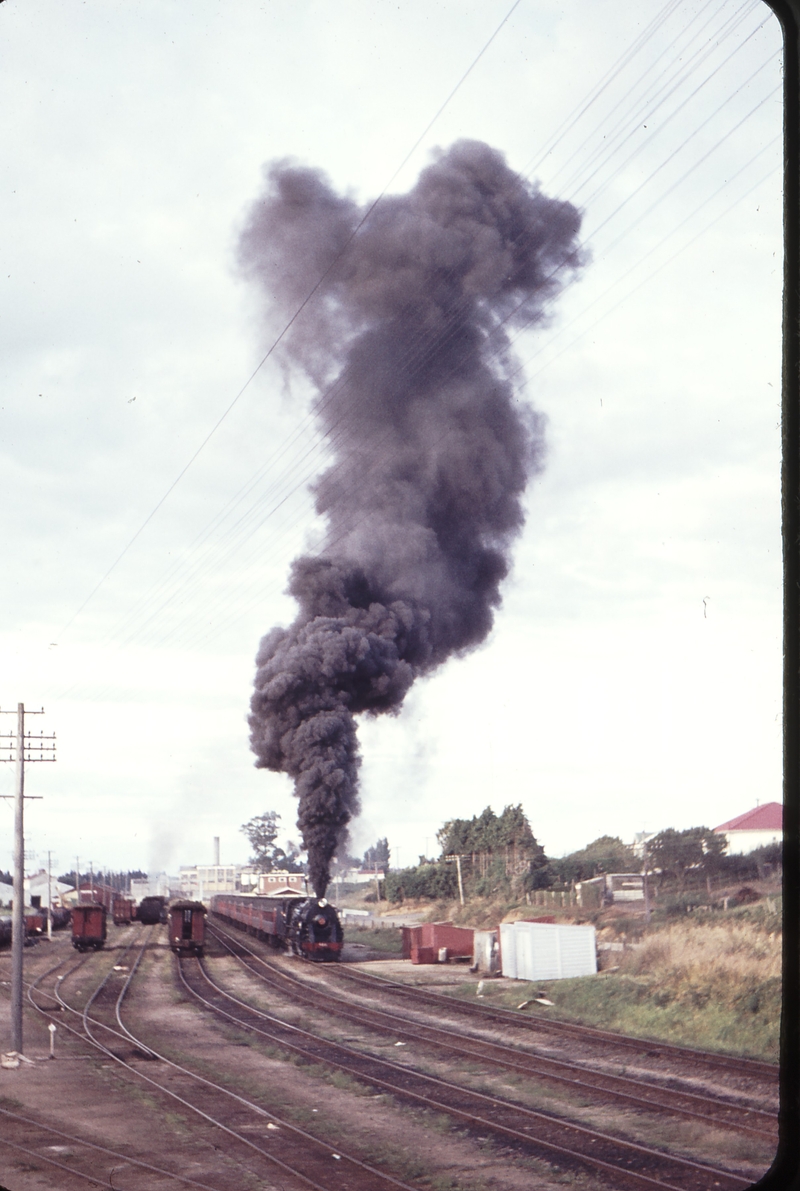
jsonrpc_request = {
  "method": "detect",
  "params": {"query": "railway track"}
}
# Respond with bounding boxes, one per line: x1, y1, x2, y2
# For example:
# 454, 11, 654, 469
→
8, 928, 223, 1190
26, 928, 423, 1191
185, 937, 759, 1191
206, 921, 776, 1142
330, 959, 779, 1082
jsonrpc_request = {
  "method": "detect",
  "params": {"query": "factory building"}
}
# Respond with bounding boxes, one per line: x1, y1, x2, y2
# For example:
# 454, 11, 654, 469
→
178, 864, 258, 897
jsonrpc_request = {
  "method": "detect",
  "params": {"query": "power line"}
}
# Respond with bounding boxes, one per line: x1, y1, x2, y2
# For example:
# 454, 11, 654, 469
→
52, 0, 525, 643
50, 3, 780, 684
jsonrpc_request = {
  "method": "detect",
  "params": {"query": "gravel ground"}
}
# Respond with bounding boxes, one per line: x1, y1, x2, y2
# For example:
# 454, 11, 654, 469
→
0, 927, 585, 1191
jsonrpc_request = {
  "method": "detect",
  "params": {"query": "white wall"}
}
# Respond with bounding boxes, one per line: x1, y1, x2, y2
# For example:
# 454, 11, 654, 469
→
722, 829, 781, 856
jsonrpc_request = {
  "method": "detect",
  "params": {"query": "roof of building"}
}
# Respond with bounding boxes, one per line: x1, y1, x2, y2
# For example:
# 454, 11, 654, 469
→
714, 802, 783, 833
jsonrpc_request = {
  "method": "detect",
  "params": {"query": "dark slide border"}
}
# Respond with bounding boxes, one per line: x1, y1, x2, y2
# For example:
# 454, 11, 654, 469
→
763, 3, 799, 1188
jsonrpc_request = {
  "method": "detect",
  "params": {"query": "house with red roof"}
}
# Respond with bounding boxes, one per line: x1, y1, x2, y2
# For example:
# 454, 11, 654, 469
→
713, 802, 782, 855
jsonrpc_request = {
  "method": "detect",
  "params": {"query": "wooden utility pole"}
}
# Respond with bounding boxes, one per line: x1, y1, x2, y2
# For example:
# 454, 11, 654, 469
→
0, 704, 55, 1055
445, 854, 466, 905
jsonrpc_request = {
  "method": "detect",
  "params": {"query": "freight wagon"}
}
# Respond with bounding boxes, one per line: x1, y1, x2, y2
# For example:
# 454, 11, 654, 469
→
113, 897, 135, 925
71, 904, 107, 951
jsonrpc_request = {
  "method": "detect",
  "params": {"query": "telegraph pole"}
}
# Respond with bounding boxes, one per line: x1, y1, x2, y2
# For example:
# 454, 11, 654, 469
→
445, 854, 466, 905
0, 704, 56, 1055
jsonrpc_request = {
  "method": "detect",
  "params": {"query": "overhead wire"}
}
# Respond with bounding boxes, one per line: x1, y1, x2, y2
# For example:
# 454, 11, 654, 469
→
149, 122, 782, 659
548, 0, 758, 197
51, 0, 698, 659
67, 0, 724, 656
52, 2, 776, 690
52, 0, 526, 645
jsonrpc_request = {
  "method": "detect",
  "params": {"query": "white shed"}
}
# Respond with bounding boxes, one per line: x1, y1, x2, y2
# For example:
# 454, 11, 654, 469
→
499, 921, 597, 981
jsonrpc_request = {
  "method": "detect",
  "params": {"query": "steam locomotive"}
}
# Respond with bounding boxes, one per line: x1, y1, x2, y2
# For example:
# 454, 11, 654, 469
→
135, 895, 168, 925
212, 894, 343, 961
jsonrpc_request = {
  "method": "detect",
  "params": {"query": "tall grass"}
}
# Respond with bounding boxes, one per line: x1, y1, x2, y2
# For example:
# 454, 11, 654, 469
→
458, 913, 782, 1060
621, 920, 780, 977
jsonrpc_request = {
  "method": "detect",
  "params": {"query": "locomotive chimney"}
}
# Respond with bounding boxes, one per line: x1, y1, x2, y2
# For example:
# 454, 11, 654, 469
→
213, 836, 220, 866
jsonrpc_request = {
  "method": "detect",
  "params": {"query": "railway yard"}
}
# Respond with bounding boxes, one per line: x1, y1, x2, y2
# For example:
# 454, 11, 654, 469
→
0, 918, 779, 1191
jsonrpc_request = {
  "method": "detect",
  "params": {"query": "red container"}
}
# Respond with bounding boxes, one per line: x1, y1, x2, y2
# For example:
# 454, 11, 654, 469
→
24, 913, 46, 936
72, 904, 107, 951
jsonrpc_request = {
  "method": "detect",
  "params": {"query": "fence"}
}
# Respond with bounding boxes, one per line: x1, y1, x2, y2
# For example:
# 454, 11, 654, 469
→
527, 889, 578, 908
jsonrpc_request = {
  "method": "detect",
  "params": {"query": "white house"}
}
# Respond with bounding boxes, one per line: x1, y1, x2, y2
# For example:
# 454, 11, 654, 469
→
713, 802, 782, 855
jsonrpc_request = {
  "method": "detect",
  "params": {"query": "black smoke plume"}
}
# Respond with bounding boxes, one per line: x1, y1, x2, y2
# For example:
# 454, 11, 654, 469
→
240, 140, 583, 897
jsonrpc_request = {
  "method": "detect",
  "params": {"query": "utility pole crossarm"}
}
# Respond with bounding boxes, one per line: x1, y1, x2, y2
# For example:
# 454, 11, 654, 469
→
444, 854, 466, 906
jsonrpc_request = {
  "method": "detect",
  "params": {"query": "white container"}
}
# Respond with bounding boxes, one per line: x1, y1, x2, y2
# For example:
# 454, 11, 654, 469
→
499, 921, 597, 981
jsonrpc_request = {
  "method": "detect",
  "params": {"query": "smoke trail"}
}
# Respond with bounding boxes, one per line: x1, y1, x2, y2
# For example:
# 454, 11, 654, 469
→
240, 140, 584, 896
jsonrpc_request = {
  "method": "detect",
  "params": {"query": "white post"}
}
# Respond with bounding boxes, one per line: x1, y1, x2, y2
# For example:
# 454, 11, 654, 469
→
455, 855, 465, 906
48, 1022, 56, 1059
47, 849, 52, 941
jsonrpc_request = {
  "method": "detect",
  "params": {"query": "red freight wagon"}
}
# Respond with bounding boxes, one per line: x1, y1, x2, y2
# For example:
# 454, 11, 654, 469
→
72, 904, 107, 951
24, 913, 46, 937
403, 921, 475, 964
112, 897, 135, 926
168, 900, 206, 956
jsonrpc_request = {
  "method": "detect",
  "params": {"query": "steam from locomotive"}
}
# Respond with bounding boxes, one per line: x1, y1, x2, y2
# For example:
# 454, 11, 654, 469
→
240, 140, 584, 896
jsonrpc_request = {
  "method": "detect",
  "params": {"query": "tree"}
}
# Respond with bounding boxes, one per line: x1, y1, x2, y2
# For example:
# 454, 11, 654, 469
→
647, 827, 722, 891
363, 838, 390, 870
241, 811, 283, 873
550, 836, 637, 886
437, 805, 549, 891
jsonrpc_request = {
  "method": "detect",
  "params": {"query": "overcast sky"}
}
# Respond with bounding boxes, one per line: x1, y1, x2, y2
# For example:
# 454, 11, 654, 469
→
0, 0, 784, 879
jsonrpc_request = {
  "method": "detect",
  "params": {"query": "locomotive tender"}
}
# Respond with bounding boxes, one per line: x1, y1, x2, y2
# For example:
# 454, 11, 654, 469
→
212, 894, 343, 961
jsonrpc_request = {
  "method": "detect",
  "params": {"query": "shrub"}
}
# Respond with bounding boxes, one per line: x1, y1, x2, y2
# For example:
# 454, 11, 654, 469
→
384, 863, 457, 904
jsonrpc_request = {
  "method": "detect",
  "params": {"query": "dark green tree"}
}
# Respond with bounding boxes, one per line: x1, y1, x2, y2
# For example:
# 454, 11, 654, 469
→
550, 836, 637, 885
363, 838, 390, 870
437, 805, 549, 891
241, 811, 283, 873
647, 827, 722, 891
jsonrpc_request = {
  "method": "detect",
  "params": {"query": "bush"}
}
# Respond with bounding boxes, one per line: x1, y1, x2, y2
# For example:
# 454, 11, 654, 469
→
662, 890, 713, 916
384, 863, 457, 904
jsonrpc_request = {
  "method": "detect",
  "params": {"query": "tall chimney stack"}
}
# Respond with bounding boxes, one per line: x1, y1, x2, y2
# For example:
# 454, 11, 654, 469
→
213, 836, 220, 866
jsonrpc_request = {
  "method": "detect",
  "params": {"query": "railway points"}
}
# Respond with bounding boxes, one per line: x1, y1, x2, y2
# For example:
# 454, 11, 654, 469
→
23, 925, 424, 1191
